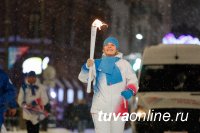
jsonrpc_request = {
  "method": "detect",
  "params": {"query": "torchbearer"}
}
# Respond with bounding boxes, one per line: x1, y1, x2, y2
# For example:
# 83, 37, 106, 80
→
78, 35, 139, 133
87, 19, 108, 93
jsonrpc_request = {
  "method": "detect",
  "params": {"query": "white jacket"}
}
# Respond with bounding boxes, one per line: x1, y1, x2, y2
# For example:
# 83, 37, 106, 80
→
78, 53, 139, 114
17, 78, 48, 124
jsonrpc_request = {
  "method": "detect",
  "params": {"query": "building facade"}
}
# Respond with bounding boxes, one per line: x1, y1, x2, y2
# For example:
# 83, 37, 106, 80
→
107, 0, 172, 53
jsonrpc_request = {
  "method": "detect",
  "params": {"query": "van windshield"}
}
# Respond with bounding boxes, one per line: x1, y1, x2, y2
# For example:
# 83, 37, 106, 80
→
139, 65, 200, 92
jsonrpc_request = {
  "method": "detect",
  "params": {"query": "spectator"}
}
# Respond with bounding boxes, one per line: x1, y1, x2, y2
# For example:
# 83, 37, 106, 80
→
18, 71, 48, 133
0, 69, 17, 129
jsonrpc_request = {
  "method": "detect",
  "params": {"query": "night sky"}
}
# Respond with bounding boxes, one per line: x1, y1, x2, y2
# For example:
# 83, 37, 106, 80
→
172, 0, 200, 37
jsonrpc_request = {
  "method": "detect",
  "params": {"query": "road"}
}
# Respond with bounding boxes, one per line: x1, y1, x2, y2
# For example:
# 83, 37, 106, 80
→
7, 128, 133, 133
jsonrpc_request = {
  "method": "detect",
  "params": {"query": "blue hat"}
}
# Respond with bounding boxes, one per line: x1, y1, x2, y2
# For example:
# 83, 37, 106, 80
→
27, 71, 36, 77
103, 37, 119, 49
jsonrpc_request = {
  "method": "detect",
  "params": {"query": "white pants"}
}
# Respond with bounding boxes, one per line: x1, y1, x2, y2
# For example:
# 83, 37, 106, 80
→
92, 113, 125, 133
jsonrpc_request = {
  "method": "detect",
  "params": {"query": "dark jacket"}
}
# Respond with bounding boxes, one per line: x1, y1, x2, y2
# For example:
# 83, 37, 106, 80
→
0, 69, 17, 127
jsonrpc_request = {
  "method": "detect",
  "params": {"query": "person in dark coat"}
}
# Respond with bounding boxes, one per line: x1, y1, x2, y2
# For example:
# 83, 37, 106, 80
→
0, 69, 17, 128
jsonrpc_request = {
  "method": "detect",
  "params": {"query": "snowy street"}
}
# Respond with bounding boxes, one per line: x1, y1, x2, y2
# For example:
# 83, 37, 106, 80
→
7, 128, 133, 133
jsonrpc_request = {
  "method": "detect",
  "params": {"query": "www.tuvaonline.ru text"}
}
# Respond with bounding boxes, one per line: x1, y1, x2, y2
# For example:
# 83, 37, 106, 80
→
97, 110, 189, 122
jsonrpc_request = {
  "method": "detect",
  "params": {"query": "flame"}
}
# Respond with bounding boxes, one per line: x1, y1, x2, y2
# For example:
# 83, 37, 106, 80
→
92, 19, 108, 30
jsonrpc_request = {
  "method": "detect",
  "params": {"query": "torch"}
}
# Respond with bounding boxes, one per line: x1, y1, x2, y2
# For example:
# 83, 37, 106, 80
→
87, 19, 107, 93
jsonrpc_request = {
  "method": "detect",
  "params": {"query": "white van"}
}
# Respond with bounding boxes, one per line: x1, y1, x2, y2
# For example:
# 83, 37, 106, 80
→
131, 44, 200, 133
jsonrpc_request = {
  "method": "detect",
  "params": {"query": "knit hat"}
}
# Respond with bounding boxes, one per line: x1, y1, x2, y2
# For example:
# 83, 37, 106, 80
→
27, 71, 36, 77
103, 37, 119, 49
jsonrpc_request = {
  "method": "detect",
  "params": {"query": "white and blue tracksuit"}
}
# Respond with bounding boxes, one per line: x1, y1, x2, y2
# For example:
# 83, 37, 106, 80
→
0, 69, 17, 128
78, 53, 139, 133
17, 78, 48, 125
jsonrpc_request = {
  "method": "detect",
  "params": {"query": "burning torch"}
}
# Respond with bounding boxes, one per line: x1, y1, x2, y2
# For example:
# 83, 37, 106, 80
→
87, 19, 107, 93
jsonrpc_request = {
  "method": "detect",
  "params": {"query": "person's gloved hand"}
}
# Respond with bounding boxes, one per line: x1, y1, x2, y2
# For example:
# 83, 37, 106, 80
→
31, 100, 38, 107
121, 89, 134, 100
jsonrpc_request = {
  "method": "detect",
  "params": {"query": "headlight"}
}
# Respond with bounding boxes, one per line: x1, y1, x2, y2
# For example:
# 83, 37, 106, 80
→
136, 105, 151, 121
136, 105, 149, 120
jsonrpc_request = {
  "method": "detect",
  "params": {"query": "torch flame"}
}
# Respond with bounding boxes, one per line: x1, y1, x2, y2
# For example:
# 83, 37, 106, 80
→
92, 19, 108, 30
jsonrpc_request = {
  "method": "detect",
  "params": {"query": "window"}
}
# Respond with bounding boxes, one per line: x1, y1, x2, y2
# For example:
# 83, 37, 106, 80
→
77, 89, 84, 100
58, 88, 64, 102
67, 88, 74, 104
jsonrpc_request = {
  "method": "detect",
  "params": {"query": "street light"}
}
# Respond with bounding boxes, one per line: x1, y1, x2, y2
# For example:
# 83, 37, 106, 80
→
133, 58, 142, 71
136, 33, 143, 40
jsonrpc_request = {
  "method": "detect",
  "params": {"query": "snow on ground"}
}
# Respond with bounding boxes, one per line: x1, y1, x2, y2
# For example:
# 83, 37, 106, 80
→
8, 128, 69, 133
7, 128, 132, 133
